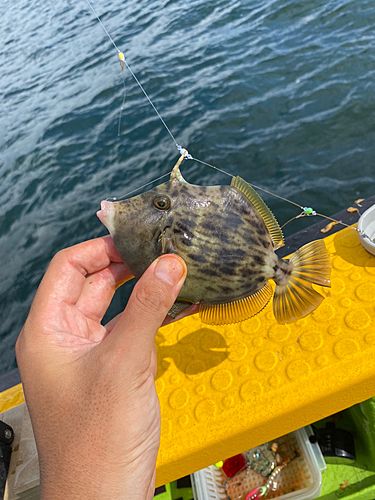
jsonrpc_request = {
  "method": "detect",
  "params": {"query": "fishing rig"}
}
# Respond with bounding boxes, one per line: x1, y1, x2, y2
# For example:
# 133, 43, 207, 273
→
84, 0, 362, 236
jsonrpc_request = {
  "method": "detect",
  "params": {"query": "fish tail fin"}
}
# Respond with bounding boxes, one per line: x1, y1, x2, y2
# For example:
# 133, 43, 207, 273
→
273, 240, 331, 323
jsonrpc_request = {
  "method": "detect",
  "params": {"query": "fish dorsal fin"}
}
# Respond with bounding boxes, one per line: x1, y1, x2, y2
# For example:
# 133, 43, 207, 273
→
231, 176, 284, 249
200, 281, 273, 325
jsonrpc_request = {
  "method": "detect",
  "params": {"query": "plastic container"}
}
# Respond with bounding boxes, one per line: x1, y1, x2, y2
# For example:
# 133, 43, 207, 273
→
191, 427, 326, 500
358, 204, 375, 256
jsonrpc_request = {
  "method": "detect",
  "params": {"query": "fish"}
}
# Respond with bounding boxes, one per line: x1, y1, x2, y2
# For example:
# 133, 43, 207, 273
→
97, 156, 331, 325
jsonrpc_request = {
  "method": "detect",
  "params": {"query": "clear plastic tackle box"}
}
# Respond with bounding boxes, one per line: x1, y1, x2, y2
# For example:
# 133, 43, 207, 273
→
191, 427, 326, 500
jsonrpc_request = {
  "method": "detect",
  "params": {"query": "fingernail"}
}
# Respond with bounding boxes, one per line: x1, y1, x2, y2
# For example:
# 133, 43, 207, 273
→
154, 256, 185, 286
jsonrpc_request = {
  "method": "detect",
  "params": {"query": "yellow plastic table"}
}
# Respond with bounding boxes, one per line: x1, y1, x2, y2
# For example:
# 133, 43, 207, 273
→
1, 227, 375, 488
155, 227, 375, 485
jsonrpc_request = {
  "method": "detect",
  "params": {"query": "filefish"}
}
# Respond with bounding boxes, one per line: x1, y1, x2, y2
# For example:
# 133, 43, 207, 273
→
97, 157, 331, 324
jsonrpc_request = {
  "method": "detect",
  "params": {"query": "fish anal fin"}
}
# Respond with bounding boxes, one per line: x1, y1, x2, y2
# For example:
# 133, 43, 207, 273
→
200, 281, 273, 325
231, 176, 284, 249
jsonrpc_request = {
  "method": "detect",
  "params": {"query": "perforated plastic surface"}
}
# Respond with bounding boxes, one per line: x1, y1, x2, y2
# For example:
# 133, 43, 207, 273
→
1, 228, 375, 489
155, 227, 375, 486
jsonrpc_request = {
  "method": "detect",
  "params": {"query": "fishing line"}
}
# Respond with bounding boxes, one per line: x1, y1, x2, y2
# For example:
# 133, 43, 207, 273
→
190, 157, 233, 180
190, 156, 355, 231
84, 0, 180, 147
315, 212, 353, 229
84, 0, 359, 234
117, 72, 127, 136
106, 170, 172, 201
250, 183, 303, 210
83, 0, 306, 210
191, 156, 302, 209
280, 212, 352, 230
123, 61, 179, 146
280, 215, 303, 230
191, 156, 303, 209
84, 0, 120, 53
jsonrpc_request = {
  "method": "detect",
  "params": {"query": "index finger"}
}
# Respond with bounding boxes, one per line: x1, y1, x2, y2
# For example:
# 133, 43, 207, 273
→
39, 236, 132, 305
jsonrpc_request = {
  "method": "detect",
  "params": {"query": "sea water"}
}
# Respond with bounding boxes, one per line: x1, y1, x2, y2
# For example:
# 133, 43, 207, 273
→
1, 0, 375, 374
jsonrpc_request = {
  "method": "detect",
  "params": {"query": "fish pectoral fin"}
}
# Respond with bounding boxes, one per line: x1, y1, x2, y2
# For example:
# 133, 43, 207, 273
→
159, 227, 176, 254
200, 282, 273, 325
230, 176, 284, 249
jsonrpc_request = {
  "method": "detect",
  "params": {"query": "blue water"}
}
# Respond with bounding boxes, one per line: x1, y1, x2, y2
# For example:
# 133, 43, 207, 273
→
1, 0, 374, 374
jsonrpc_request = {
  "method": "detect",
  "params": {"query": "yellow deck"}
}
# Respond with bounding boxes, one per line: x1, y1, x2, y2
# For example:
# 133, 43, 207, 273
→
1, 227, 375, 487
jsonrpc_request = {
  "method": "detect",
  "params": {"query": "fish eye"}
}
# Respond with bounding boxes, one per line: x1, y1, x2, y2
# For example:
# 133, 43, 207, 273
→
153, 195, 171, 211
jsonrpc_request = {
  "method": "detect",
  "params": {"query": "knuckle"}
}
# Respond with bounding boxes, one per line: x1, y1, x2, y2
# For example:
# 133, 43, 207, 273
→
54, 247, 67, 260
50, 248, 68, 267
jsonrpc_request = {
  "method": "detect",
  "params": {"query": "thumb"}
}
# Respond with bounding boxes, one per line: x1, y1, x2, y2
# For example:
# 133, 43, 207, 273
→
106, 254, 187, 364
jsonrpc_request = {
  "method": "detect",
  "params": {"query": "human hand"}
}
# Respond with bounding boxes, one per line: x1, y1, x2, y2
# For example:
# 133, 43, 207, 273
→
16, 237, 188, 499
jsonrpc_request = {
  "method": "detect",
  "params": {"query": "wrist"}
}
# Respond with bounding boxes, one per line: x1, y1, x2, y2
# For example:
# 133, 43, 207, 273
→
40, 452, 156, 500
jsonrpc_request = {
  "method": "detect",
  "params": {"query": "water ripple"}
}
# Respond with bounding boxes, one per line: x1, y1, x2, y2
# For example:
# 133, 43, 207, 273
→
0, 0, 375, 372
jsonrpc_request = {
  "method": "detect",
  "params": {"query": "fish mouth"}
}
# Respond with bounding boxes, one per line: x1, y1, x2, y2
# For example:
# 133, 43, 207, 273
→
97, 200, 115, 233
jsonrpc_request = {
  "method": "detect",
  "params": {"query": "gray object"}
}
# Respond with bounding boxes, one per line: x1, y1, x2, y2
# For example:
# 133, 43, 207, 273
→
358, 204, 375, 255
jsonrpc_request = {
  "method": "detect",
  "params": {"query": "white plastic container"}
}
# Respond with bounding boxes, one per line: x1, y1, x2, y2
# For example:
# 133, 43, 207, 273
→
191, 427, 326, 500
358, 204, 375, 256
